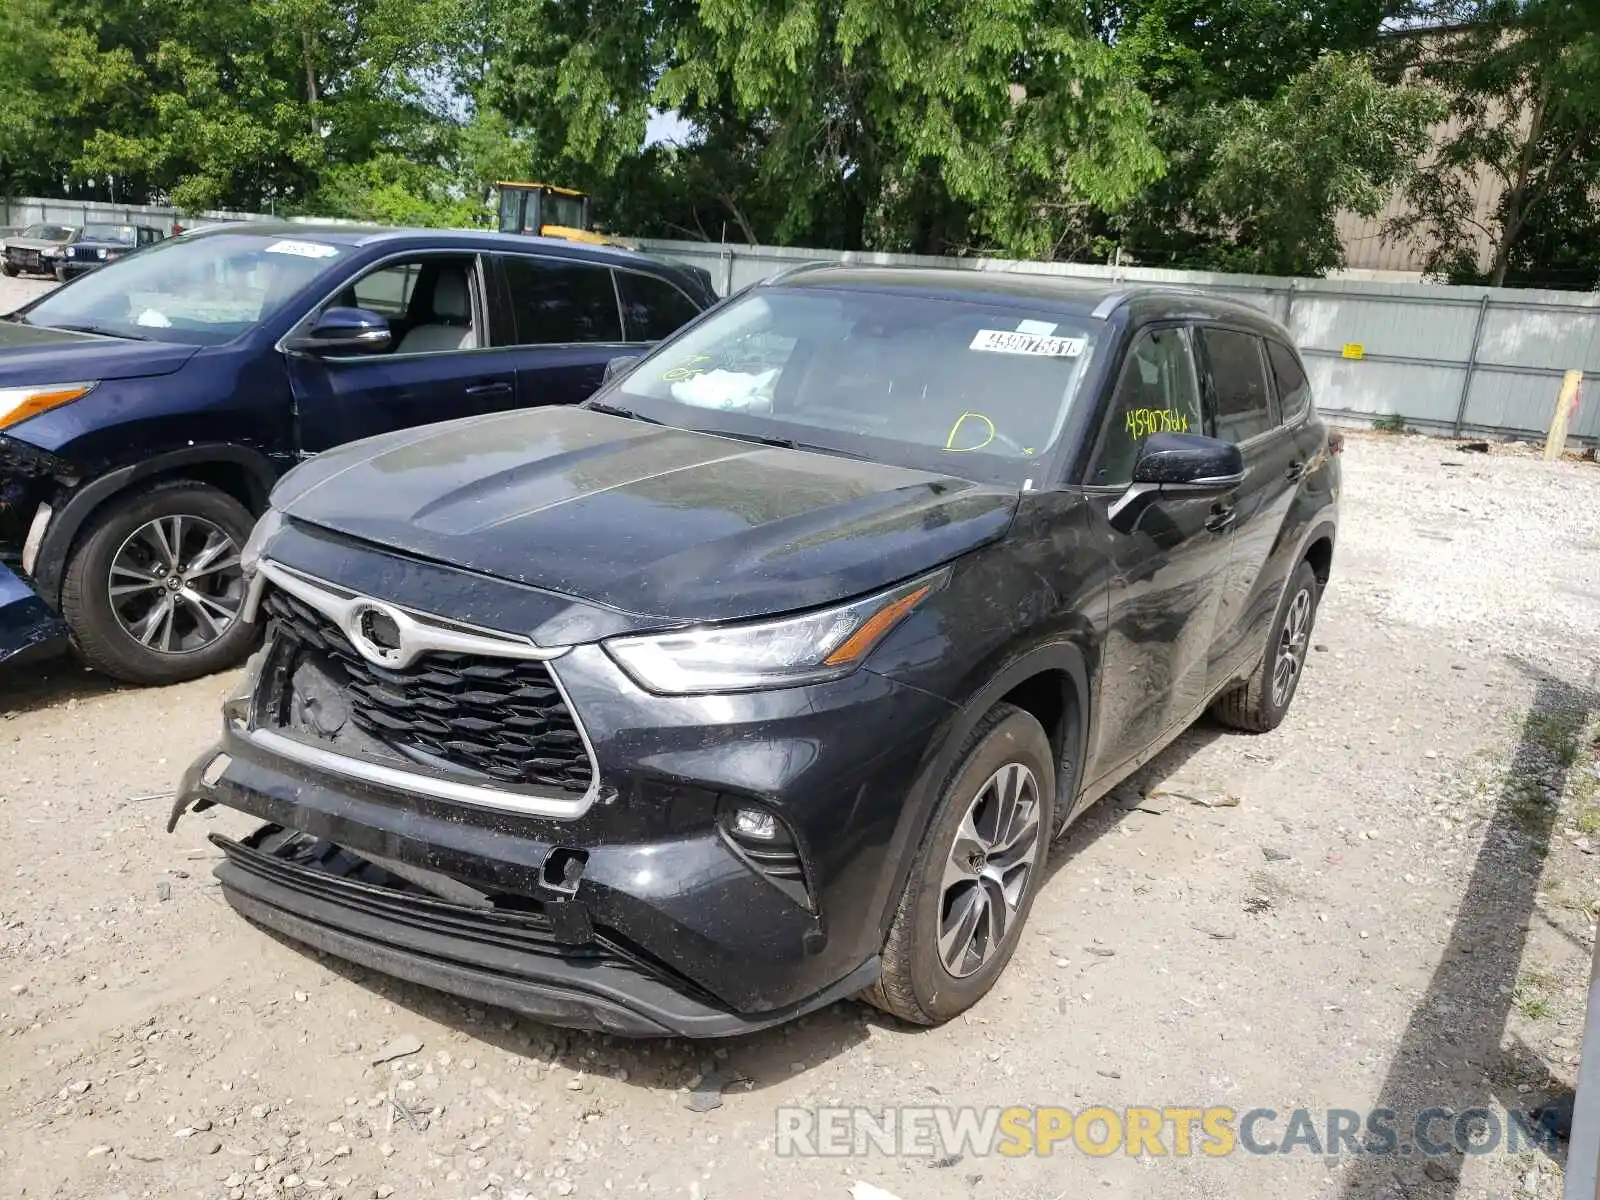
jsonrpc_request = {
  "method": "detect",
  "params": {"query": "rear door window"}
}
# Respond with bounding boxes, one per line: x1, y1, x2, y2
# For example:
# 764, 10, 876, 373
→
1198, 327, 1274, 443
497, 255, 623, 345
616, 270, 702, 342
1266, 340, 1312, 424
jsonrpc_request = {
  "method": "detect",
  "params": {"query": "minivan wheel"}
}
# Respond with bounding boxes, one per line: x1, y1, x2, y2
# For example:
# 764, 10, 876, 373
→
61, 481, 258, 685
865, 703, 1055, 1025
1211, 559, 1320, 733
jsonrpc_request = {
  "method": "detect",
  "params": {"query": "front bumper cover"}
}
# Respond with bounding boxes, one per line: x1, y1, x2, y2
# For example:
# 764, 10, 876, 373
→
0, 561, 66, 667
209, 825, 878, 1037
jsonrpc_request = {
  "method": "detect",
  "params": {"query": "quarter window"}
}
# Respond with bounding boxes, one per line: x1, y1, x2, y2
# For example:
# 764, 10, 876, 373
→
1091, 327, 1204, 486
499, 256, 622, 344
1198, 328, 1274, 443
617, 271, 702, 342
1267, 340, 1311, 423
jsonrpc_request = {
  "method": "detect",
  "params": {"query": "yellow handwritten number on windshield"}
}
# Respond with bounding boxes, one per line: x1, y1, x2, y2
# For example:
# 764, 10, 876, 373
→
662, 355, 712, 383
946, 411, 996, 453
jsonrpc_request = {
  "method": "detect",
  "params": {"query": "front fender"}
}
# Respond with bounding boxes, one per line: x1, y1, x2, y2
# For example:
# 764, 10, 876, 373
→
31, 443, 280, 607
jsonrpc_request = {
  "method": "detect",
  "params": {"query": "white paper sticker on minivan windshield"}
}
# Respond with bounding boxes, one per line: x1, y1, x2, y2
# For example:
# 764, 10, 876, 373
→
970, 329, 1085, 357
264, 239, 340, 259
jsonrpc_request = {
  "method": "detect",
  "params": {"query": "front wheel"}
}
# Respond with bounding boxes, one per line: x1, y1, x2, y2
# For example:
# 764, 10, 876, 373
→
60, 481, 259, 685
1, 262, 15, 277
1211, 560, 1320, 733
865, 703, 1056, 1025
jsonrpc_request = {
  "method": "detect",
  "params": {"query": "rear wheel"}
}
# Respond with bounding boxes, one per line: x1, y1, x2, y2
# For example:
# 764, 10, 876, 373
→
61, 481, 258, 685
1210, 559, 1320, 733
865, 703, 1056, 1025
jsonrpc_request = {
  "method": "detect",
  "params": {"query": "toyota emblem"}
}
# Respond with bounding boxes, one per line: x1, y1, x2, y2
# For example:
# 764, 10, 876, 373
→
349, 602, 407, 666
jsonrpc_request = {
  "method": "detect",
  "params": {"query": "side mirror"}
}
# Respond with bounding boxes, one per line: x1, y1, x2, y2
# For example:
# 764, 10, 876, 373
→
1110, 433, 1244, 526
603, 354, 641, 384
1131, 432, 1244, 490
284, 306, 392, 356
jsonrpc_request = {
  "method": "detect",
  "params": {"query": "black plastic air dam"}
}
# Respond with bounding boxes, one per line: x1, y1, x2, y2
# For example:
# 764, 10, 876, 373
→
210, 831, 880, 1038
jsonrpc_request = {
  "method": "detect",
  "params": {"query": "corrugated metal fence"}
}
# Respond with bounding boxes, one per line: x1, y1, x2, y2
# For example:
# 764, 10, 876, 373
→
633, 240, 1600, 445
0, 195, 360, 237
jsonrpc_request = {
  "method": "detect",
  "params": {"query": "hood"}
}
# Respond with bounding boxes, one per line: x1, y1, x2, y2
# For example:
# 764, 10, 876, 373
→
274, 407, 1019, 624
0, 319, 201, 385
4, 237, 69, 251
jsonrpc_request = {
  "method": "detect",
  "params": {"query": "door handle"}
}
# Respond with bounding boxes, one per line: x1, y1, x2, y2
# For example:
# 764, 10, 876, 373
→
1285, 460, 1307, 482
465, 381, 512, 397
1205, 503, 1236, 533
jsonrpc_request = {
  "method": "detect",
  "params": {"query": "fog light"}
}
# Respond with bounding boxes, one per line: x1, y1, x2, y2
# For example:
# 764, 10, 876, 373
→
732, 806, 778, 840
717, 799, 812, 910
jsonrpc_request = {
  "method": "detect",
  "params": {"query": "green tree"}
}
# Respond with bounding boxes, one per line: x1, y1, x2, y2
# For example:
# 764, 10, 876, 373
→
483, 0, 1163, 257
1116, 53, 1444, 275
1387, 0, 1600, 285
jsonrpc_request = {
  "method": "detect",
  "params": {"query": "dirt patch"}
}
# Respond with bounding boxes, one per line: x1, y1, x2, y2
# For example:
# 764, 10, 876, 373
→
2, 433, 1598, 1199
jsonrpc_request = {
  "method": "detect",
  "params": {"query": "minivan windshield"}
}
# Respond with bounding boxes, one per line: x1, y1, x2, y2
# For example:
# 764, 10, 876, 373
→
22, 231, 347, 344
601, 287, 1101, 484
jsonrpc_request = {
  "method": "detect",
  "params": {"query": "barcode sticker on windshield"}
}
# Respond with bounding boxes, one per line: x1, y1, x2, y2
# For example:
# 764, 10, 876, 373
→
264, 239, 340, 259
970, 329, 1085, 357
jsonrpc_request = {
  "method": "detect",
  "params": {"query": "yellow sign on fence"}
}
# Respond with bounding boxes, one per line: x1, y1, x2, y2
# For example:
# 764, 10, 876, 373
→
1341, 343, 1365, 361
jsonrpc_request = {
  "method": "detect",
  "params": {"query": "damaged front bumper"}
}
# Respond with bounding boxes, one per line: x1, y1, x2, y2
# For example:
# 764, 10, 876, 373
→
170, 729, 882, 1037
0, 561, 66, 668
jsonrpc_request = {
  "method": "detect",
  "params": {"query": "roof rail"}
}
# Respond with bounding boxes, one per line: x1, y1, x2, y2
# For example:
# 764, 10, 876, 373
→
761, 259, 845, 286
1090, 283, 1221, 320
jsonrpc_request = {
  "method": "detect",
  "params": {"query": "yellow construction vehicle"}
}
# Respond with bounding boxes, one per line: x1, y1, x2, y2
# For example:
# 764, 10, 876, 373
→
494, 182, 616, 245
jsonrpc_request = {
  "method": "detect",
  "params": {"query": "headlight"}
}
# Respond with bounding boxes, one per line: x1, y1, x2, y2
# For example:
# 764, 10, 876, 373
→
43, 247, 61, 258
0, 382, 96, 431
604, 570, 946, 694
240, 508, 286, 578
97, 248, 108, 260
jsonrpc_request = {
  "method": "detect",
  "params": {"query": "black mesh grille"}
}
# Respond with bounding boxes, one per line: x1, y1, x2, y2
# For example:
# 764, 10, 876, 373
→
258, 585, 591, 795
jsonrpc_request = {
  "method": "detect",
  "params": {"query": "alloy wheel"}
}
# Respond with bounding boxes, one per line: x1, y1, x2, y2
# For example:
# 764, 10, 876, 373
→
107, 514, 244, 654
1271, 586, 1313, 708
937, 762, 1042, 978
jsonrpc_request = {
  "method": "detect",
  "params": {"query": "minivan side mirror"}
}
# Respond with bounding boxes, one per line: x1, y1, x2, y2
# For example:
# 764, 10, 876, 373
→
284, 306, 392, 356
1110, 432, 1244, 526
603, 354, 641, 384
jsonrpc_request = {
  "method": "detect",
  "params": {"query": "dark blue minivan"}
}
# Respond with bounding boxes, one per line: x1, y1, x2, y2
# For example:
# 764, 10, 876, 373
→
0, 223, 715, 684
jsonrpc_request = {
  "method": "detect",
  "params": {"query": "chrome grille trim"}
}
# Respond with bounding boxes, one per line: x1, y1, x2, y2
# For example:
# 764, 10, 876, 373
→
243, 559, 599, 819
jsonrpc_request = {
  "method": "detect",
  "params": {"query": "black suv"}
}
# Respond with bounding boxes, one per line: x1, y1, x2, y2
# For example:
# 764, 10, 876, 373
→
0, 224, 713, 682
172, 266, 1341, 1036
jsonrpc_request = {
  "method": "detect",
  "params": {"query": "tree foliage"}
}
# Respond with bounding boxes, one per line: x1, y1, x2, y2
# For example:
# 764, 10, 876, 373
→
0, 0, 1595, 285
1386, 0, 1600, 284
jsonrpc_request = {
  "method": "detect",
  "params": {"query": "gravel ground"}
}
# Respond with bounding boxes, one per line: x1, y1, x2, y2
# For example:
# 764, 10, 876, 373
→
0, 275, 58, 313
2, 387, 1599, 1197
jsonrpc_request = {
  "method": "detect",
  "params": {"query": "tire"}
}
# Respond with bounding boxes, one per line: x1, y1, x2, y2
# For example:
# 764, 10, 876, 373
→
60, 481, 259, 685
865, 703, 1056, 1025
1210, 559, 1320, 733
1, 263, 15, 277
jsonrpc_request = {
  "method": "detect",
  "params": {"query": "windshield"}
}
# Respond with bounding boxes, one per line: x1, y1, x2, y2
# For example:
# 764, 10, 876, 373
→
20, 224, 72, 241
22, 232, 347, 344
603, 287, 1101, 484
82, 224, 136, 245
545, 192, 587, 230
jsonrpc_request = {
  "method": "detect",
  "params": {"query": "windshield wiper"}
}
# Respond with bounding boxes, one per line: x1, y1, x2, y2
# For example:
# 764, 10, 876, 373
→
48, 322, 151, 341
696, 428, 870, 461
585, 400, 663, 425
